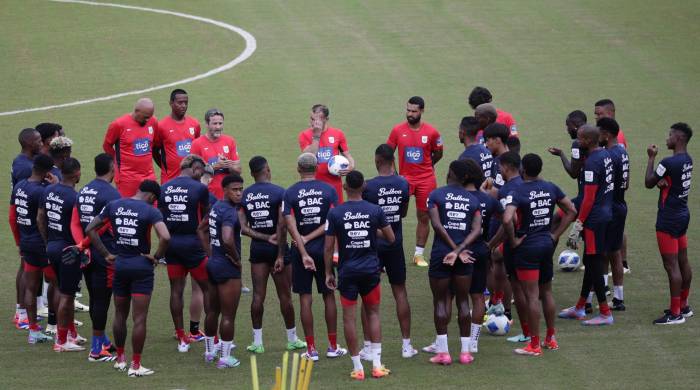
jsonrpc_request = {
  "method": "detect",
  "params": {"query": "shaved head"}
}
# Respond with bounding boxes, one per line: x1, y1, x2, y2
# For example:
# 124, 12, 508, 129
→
577, 124, 600, 150
135, 97, 154, 111
133, 97, 155, 125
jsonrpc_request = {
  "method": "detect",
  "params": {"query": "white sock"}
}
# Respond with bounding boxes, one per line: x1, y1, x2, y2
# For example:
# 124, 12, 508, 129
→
604, 274, 609, 287
286, 327, 298, 342
586, 292, 593, 304
614, 285, 624, 300
42, 281, 48, 302
253, 328, 263, 345
351, 355, 363, 371
470, 323, 481, 347
414, 246, 424, 256
18, 308, 27, 321
363, 340, 371, 349
221, 340, 233, 359
204, 336, 214, 354
15, 303, 20, 312
402, 338, 411, 349
460, 337, 470, 353
436, 334, 448, 353
371, 343, 382, 368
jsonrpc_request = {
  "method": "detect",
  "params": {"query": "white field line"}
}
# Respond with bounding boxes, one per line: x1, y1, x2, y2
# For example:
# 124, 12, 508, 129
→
0, 0, 257, 117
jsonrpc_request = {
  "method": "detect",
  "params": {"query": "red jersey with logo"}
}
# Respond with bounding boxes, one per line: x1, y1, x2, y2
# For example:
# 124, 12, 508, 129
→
155, 115, 201, 183
496, 109, 518, 137
190, 134, 239, 200
298, 127, 349, 185
387, 121, 443, 180
617, 129, 628, 149
102, 114, 158, 184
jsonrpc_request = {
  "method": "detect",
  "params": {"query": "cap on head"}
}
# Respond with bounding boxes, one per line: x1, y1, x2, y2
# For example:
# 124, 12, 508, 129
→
297, 152, 317, 173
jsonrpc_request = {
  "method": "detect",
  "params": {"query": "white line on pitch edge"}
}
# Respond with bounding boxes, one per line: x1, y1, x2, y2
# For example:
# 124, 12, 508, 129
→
0, 0, 257, 117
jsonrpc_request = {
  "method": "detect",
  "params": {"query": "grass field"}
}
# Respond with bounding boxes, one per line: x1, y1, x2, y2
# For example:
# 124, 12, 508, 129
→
1, 0, 700, 388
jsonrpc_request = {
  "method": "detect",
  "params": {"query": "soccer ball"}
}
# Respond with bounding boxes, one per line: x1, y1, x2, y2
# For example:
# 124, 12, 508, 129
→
484, 314, 510, 336
558, 249, 581, 272
327, 155, 350, 176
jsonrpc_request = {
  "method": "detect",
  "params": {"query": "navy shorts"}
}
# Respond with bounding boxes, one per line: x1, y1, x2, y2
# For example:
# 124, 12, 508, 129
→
20, 243, 49, 269
338, 273, 380, 303
469, 241, 490, 294
512, 239, 554, 271
539, 253, 554, 285
49, 240, 83, 296
583, 223, 608, 255
113, 256, 155, 297
290, 244, 332, 295
249, 241, 288, 265
206, 256, 241, 284
429, 251, 474, 279
606, 205, 627, 252
165, 234, 207, 269
378, 242, 406, 285
503, 243, 516, 279
84, 259, 114, 291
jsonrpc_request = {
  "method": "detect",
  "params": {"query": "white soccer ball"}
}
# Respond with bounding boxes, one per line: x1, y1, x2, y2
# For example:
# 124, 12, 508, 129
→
327, 155, 350, 176
558, 249, 581, 272
484, 314, 510, 336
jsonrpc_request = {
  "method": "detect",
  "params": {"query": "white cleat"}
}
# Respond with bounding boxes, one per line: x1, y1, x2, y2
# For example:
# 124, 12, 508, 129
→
53, 341, 85, 352
402, 345, 418, 358
114, 360, 127, 371
422, 342, 438, 354
326, 345, 348, 358
73, 318, 83, 327
74, 299, 89, 312
128, 365, 154, 377
69, 333, 87, 345
178, 340, 190, 353
44, 324, 57, 336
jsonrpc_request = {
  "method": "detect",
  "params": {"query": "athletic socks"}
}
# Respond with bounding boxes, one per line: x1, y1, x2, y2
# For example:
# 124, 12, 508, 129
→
48, 310, 56, 326
91, 335, 101, 354
371, 343, 382, 368
460, 337, 470, 353
305, 335, 315, 353
586, 292, 594, 304
521, 322, 530, 337
681, 288, 690, 308
530, 335, 540, 349
328, 333, 337, 350
470, 323, 481, 347
116, 347, 125, 361
131, 353, 141, 369
189, 321, 200, 334
613, 285, 624, 301
546, 327, 556, 342
286, 327, 298, 343
492, 291, 504, 305
57, 327, 68, 345
175, 328, 186, 342
436, 334, 448, 353
221, 340, 233, 359
402, 338, 411, 349
603, 274, 609, 287
204, 336, 214, 355
18, 308, 27, 322
253, 328, 263, 345
351, 355, 363, 371
414, 246, 424, 256
599, 301, 611, 316
671, 296, 681, 316
68, 322, 77, 338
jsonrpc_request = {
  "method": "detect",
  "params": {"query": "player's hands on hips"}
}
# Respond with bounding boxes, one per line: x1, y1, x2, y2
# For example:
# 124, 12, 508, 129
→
459, 249, 475, 264
142, 253, 158, 266
267, 234, 278, 246
547, 147, 562, 156
226, 254, 241, 269
657, 178, 669, 188
513, 234, 527, 248
325, 274, 336, 290
105, 254, 116, 264
302, 254, 316, 271
647, 144, 658, 158
273, 257, 284, 274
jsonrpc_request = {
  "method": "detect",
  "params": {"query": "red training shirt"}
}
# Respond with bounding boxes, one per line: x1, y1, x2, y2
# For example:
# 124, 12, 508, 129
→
386, 121, 443, 181
496, 109, 518, 137
155, 115, 201, 183
102, 113, 158, 184
190, 134, 239, 200
298, 127, 349, 186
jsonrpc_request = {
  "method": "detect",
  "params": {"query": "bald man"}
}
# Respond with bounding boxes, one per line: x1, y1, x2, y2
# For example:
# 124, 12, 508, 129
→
474, 103, 498, 143
103, 98, 159, 197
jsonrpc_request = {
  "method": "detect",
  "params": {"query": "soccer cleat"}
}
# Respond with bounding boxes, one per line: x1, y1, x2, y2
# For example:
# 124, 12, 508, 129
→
681, 306, 694, 318
506, 334, 531, 343
604, 286, 611, 297
301, 349, 319, 361
350, 369, 365, 381
286, 339, 307, 351
74, 299, 89, 312
654, 312, 686, 325
611, 298, 626, 311
246, 344, 265, 354
188, 330, 205, 343
28, 330, 52, 344
44, 324, 57, 336
542, 337, 559, 350
326, 345, 348, 358
422, 342, 438, 354
53, 341, 85, 352
73, 318, 84, 327
88, 349, 117, 362
558, 306, 586, 320
241, 286, 251, 294
413, 253, 428, 267
178, 340, 190, 353
37, 305, 49, 318
486, 303, 505, 316
15, 319, 29, 330
359, 346, 373, 361
70, 333, 87, 345
371, 366, 391, 378
459, 352, 474, 364
514, 344, 542, 356
402, 345, 418, 358
216, 356, 240, 369
204, 352, 217, 363
114, 359, 128, 371
128, 365, 155, 377
429, 352, 452, 365
582, 314, 614, 326
623, 265, 631, 274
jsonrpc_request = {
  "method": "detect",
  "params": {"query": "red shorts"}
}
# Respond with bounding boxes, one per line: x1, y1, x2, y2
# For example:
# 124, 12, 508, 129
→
407, 176, 437, 212
23, 262, 56, 280
116, 180, 141, 197
167, 258, 209, 281
656, 231, 688, 255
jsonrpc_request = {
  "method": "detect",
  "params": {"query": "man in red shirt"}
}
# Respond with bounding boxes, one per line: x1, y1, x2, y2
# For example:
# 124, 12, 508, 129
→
298, 104, 354, 202
387, 96, 443, 267
155, 89, 201, 183
189, 108, 241, 200
103, 98, 158, 197
468, 86, 518, 139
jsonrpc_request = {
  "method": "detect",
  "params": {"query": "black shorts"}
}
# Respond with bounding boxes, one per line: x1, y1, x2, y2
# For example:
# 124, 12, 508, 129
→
469, 241, 490, 294
606, 205, 627, 252
429, 251, 473, 279
378, 242, 406, 285
539, 254, 554, 285
338, 273, 380, 303
206, 256, 242, 284
113, 256, 155, 297
290, 244, 332, 295
165, 234, 207, 269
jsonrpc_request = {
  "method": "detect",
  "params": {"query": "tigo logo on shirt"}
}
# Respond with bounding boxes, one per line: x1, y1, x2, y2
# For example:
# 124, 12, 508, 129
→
317, 147, 333, 163
176, 140, 192, 157
405, 147, 423, 163
133, 138, 151, 156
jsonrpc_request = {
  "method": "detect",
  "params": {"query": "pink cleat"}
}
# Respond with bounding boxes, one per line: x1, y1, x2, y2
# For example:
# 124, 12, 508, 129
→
429, 352, 452, 365
582, 314, 613, 326
459, 352, 474, 364
558, 306, 586, 320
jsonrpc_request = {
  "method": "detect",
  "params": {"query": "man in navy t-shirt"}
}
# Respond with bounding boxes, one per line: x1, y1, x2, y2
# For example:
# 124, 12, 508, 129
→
645, 122, 694, 325
503, 154, 576, 356
159, 154, 211, 352
361, 144, 415, 358
86, 180, 168, 377
459, 116, 493, 178
282, 153, 345, 361
239, 156, 305, 354
325, 170, 394, 380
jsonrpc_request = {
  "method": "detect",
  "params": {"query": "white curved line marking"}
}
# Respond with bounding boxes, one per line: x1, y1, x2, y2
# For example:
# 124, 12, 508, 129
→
0, 0, 256, 117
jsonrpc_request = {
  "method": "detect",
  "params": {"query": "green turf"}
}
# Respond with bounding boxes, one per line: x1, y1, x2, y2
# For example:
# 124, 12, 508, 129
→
1, 0, 699, 388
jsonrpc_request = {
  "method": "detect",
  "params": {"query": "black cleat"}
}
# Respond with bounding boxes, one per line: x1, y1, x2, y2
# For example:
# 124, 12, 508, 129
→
611, 298, 626, 311
666, 307, 695, 319
654, 312, 685, 325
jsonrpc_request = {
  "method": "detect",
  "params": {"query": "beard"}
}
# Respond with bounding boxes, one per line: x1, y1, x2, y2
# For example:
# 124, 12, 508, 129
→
407, 114, 421, 125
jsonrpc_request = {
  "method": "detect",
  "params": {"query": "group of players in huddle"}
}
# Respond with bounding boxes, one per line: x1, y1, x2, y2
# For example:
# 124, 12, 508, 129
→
8, 86, 694, 380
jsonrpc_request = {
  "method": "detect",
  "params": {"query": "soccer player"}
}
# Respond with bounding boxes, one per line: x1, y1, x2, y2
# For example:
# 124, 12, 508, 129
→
458, 116, 493, 177
468, 86, 518, 136
11, 128, 43, 329
598, 118, 629, 311
361, 144, 415, 358
72, 153, 121, 361
559, 124, 614, 325
387, 96, 443, 267
158, 155, 211, 352
190, 108, 241, 200
503, 154, 576, 356
239, 156, 305, 354
298, 104, 355, 202
645, 123, 694, 324
548, 110, 588, 182
103, 98, 158, 197
427, 160, 481, 365
10, 154, 56, 344
199, 174, 244, 368
483, 123, 511, 192
155, 89, 201, 183
36, 122, 62, 155
474, 103, 498, 144
86, 180, 169, 377
325, 170, 394, 380
283, 153, 346, 361
37, 157, 86, 352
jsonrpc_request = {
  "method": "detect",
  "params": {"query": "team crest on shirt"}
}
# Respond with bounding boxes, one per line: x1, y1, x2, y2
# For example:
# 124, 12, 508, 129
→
421, 136, 428, 144
223, 145, 230, 154
189, 127, 195, 135
328, 136, 335, 144
148, 126, 154, 134
436, 136, 443, 146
